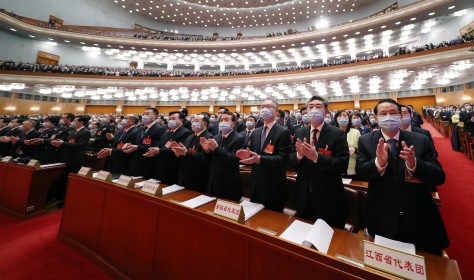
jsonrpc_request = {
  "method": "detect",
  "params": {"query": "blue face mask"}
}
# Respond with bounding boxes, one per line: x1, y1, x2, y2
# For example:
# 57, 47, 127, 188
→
324, 118, 331, 125
142, 115, 152, 124
219, 121, 233, 134
245, 121, 255, 129
378, 115, 401, 133
401, 116, 411, 126
369, 118, 377, 125
308, 108, 325, 124
337, 118, 349, 126
352, 118, 362, 127
168, 119, 178, 130
260, 108, 275, 121
302, 114, 310, 124
191, 121, 202, 132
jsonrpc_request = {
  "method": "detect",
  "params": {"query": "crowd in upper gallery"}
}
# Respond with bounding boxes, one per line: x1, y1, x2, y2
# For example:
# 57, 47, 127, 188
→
1, 33, 473, 78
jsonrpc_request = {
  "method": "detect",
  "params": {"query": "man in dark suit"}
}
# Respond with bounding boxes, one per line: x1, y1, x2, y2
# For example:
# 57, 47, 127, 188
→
179, 108, 193, 131
207, 114, 218, 135
49, 115, 92, 203
459, 104, 474, 134
209, 107, 229, 136
0, 118, 11, 137
91, 115, 115, 151
97, 114, 139, 174
236, 99, 292, 212
11, 120, 41, 158
289, 96, 349, 229
0, 118, 24, 156
277, 109, 295, 135
400, 105, 436, 151
122, 108, 166, 179
202, 111, 245, 202
172, 113, 213, 192
234, 112, 246, 133
356, 98, 448, 255
0, 118, 12, 156
408, 105, 424, 128
239, 115, 257, 147
292, 111, 304, 132
142, 111, 192, 184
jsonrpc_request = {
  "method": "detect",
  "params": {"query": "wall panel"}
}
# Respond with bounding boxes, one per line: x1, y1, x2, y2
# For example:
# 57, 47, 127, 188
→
328, 101, 355, 111
85, 105, 117, 114
157, 106, 181, 114
122, 106, 148, 114
187, 106, 211, 114
0, 97, 79, 114
359, 100, 380, 111
398, 95, 436, 114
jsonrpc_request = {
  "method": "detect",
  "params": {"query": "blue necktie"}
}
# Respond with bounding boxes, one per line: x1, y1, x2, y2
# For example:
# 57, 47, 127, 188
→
260, 126, 267, 151
387, 139, 399, 161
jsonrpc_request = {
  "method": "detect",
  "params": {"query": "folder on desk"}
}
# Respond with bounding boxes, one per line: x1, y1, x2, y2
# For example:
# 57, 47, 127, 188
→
162, 184, 185, 196
179, 195, 216, 209
279, 219, 334, 254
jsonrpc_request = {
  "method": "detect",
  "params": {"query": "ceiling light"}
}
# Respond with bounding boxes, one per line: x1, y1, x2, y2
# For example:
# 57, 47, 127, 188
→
448, 6, 455, 9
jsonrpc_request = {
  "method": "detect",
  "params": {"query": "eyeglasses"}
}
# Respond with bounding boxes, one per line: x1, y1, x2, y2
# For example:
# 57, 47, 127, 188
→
259, 104, 275, 109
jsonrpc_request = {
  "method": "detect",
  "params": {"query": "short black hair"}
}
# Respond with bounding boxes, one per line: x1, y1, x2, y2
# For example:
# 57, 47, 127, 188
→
200, 112, 210, 119
128, 114, 139, 124
0, 118, 11, 124
246, 115, 257, 122
45, 116, 60, 126
145, 107, 159, 116
400, 104, 412, 114
307, 96, 329, 109
14, 118, 25, 124
374, 98, 401, 115
76, 115, 89, 126
221, 111, 237, 122
180, 107, 189, 117
218, 106, 229, 112
284, 110, 290, 114
169, 111, 185, 121
64, 113, 75, 121
234, 112, 241, 118
277, 109, 285, 118
351, 112, 362, 119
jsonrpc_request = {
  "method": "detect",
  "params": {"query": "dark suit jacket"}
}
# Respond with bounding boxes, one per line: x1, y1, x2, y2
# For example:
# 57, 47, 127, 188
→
109, 126, 139, 174
182, 119, 192, 131
239, 129, 254, 148
0, 126, 12, 156
207, 130, 245, 202
246, 123, 292, 212
289, 123, 349, 228
411, 111, 424, 128
256, 118, 264, 128
178, 130, 213, 192
127, 123, 166, 178
356, 130, 448, 253
12, 130, 41, 158
60, 127, 91, 173
460, 111, 474, 134
0, 126, 11, 137
154, 126, 192, 184
356, 126, 371, 135
208, 122, 220, 136
0, 127, 22, 156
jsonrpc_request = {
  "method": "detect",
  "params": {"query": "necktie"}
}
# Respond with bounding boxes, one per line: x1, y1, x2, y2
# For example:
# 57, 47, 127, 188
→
312, 128, 319, 147
260, 126, 267, 150
246, 131, 250, 143
118, 130, 126, 142
387, 139, 399, 161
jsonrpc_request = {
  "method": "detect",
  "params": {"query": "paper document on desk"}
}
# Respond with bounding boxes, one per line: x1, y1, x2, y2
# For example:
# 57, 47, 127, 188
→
374, 235, 416, 255
239, 200, 264, 221
279, 219, 334, 254
40, 163, 65, 168
342, 178, 352, 184
162, 184, 185, 196
180, 195, 216, 208
92, 172, 98, 178
134, 179, 159, 188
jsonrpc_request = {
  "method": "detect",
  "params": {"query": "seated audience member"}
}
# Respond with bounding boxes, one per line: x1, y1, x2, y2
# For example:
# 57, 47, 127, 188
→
234, 112, 246, 133
289, 96, 349, 228
179, 108, 192, 131
97, 114, 139, 174
356, 98, 448, 255
122, 108, 166, 179
292, 111, 304, 131
334, 110, 361, 179
236, 99, 292, 212
142, 111, 192, 184
351, 112, 370, 135
0, 118, 12, 156
408, 105, 424, 128
324, 113, 332, 125
172, 113, 213, 192
202, 111, 245, 202
11, 120, 41, 158
240, 115, 256, 147
400, 105, 436, 149
88, 121, 99, 137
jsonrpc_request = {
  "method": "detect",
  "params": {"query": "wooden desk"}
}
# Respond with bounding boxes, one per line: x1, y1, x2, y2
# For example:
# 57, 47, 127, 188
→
59, 174, 460, 280
0, 162, 64, 218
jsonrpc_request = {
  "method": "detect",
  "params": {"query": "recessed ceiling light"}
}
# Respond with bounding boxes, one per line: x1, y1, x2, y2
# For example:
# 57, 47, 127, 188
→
429, 12, 435, 16
9, 28, 17, 32
448, 6, 455, 9
29, 35, 35, 38
355, 31, 360, 35
395, 22, 401, 25
381, 25, 386, 29
368, 28, 373, 32
80, 42, 85, 44
64, 40, 70, 43
410, 17, 416, 21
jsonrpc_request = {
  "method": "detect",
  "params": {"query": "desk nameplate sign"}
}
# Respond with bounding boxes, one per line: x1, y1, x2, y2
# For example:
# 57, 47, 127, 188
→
363, 241, 426, 280
1, 156, 13, 163
141, 181, 162, 197
77, 167, 93, 177
213, 199, 245, 224
115, 175, 133, 188
27, 159, 41, 168
95, 170, 112, 182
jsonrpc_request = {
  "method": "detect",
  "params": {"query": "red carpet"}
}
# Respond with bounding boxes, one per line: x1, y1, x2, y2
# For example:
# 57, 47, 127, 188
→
422, 122, 474, 280
0, 210, 111, 280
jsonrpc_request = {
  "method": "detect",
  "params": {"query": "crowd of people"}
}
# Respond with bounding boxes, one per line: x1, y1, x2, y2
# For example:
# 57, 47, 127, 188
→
1, 96, 469, 256
266, 28, 300, 37
134, 32, 241, 41
1, 33, 472, 78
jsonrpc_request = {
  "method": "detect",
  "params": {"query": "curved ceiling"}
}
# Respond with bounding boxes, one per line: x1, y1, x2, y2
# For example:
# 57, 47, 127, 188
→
113, 0, 370, 28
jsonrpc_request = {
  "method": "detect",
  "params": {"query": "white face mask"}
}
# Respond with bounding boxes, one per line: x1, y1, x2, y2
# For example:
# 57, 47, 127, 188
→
378, 115, 401, 133
308, 108, 325, 124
